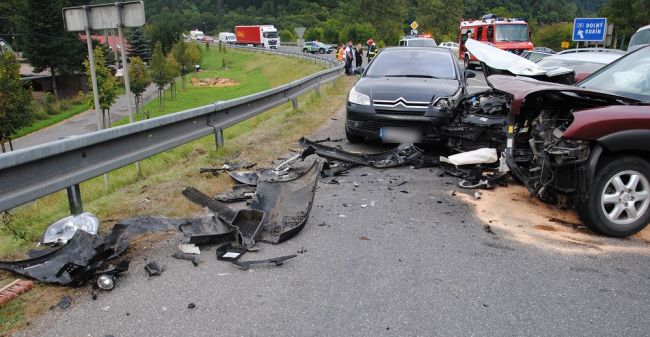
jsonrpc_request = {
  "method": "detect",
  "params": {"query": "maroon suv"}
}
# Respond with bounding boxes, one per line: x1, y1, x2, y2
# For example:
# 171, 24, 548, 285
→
490, 46, 650, 236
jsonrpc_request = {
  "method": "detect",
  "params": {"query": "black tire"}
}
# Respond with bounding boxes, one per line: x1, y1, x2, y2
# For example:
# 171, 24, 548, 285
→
578, 155, 650, 237
464, 55, 474, 70
345, 128, 364, 143
302, 48, 308, 53
319, 48, 325, 54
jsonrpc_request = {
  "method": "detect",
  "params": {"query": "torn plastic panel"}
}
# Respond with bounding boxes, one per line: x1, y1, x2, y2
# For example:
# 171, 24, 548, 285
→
215, 184, 257, 202
182, 187, 265, 247
299, 137, 423, 168
233, 255, 297, 270
250, 160, 321, 244
0, 225, 131, 286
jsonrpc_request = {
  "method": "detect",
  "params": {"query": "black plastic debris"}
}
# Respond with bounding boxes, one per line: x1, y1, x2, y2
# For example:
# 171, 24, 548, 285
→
178, 217, 235, 246
183, 187, 265, 247
58, 295, 72, 309
216, 243, 246, 261
250, 160, 321, 244
0, 225, 131, 286
215, 184, 257, 202
229, 171, 262, 186
188, 303, 196, 309
483, 224, 495, 234
144, 261, 164, 276
233, 254, 297, 270
171, 252, 201, 266
299, 137, 423, 168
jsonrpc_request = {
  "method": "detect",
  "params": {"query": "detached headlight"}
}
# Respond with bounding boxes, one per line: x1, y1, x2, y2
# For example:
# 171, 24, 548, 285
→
348, 86, 371, 106
41, 212, 99, 245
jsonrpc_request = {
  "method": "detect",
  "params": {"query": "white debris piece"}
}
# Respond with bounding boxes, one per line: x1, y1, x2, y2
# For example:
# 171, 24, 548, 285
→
440, 148, 498, 166
179, 243, 201, 255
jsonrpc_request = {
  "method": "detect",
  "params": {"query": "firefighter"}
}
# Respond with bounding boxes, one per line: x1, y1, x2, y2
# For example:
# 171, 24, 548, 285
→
366, 39, 377, 62
337, 43, 344, 62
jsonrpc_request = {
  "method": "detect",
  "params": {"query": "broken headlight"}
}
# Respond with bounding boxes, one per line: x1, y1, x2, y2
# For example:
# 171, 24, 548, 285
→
41, 212, 99, 245
348, 86, 370, 106
432, 88, 462, 109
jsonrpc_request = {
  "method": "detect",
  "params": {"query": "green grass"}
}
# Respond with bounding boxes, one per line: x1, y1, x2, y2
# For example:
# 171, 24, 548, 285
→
13, 102, 89, 139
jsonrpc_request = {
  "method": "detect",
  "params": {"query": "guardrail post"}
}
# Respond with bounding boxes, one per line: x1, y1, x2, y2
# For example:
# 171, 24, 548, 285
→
315, 84, 321, 96
291, 98, 299, 110
215, 129, 225, 149
66, 184, 83, 215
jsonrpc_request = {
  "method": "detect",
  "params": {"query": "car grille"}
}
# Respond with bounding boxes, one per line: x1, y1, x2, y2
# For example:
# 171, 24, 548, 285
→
375, 109, 426, 116
352, 120, 437, 134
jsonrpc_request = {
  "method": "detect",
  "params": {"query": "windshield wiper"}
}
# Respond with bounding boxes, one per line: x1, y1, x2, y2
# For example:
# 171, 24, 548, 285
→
385, 75, 438, 79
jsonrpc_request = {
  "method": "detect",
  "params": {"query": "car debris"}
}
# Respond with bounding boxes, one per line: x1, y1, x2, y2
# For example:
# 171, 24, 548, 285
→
182, 187, 265, 248
144, 261, 164, 277
200, 162, 257, 175
0, 224, 131, 286
215, 243, 246, 261
41, 212, 99, 246
232, 254, 297, 270
178, 243, 200, 255
177, 217, 235, 246
214, 184, 257, 202
299, 137, 423, 168
440, 148, 498, 166
96, 274, 115, 291
187, 302, 196, 309
483, 224, 495, 234
57, 295, 72, 309
172, 252, 201, 266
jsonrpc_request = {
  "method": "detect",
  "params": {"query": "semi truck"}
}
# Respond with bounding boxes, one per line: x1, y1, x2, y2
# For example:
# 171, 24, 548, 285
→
235, 25, 280, 49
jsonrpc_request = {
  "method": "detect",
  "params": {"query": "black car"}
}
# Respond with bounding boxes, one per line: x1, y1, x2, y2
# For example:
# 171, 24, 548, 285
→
345, 47, 475, 143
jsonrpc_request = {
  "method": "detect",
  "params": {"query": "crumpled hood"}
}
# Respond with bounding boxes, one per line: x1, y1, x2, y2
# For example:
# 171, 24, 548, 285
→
466, 39, 572, 77
355, 76, 460, 103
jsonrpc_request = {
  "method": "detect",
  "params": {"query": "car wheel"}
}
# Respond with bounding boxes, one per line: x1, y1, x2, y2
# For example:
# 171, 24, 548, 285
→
319, 48, 325, 54
302, 48, 308, 53
464, 55, 474, 70
578, 155, 650, 237
345, 128, 364, 143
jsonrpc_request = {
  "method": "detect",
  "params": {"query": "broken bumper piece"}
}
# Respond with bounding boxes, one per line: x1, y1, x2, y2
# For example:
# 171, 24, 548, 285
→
299, 137, 423, 168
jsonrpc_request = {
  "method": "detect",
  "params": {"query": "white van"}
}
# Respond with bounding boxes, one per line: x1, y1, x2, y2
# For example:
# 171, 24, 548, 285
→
189, 29, 205, 41
399, 36, 437, 47
219, 32, 236, 44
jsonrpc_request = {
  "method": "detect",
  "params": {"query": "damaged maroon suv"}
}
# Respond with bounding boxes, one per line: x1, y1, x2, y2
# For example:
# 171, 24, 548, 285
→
489, 46, 650, 237
445, 43, 650, 236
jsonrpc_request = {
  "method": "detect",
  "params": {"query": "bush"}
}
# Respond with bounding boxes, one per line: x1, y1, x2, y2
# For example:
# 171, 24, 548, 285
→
533, 22, 573, 51
339, 23, 378, 45
43, 92, 59, 115
280, 29, 297, 42
305, 27, 325, 42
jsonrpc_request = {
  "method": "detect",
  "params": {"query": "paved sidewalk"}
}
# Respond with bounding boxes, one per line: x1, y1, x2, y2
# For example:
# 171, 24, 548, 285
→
11, 84, 159, 150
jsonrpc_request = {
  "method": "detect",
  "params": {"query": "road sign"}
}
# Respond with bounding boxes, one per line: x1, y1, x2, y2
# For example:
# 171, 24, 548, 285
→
294, 27, 306, 39
572, 18, 607, 41
561, 41, 570, 49
410, 21, 418, 30
63, 1, 145, 32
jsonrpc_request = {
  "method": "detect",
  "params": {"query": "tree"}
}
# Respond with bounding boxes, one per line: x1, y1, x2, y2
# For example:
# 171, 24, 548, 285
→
600, 0, 649, 49
171, 40, 200, 91
165, 53, 181, 100
147, 12, 183, 53
346, 0, 406, 45
127, 27, 152, 63
533, 22, 573, 50
19, 0, 87, 99
149, 42, 170, 110
84, 46, 118, 128
417, 0, 462, 42
0, 52, 33, 152
128, 56, 151, 115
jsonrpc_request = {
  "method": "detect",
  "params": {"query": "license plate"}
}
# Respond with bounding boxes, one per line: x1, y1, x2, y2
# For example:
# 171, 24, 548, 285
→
379, 127, 422, 143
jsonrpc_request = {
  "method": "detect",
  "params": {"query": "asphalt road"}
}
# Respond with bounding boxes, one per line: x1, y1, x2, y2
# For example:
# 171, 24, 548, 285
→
16, 100, 650, 337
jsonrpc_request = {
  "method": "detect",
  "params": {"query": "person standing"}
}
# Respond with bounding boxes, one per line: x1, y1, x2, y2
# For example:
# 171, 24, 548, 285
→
345, 41, 354, 75
366, 39, 377, 62
355, 44, 363, 68
337, 43, 344, 62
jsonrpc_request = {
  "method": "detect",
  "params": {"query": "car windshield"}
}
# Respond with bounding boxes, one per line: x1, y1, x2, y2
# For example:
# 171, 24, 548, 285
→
495, 24, 528, 42
537, 58, 606, 74
578, 47, 650, 102
366, 49, 456, 79
628, 29, 650, 50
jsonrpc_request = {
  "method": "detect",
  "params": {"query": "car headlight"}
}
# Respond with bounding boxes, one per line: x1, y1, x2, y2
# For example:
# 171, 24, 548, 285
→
432, 88, 462, 109
41, 212, 99, 245
348, 87, 370, 106
433, 98, 450, 108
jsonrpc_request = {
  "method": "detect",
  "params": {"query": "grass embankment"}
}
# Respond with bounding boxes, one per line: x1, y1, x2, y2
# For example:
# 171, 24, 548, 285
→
13, 101, 89, 139
0, 43, 352, 335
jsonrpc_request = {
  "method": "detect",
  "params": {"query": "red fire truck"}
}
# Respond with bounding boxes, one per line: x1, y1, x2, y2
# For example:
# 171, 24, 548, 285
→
458, 14, 534, 69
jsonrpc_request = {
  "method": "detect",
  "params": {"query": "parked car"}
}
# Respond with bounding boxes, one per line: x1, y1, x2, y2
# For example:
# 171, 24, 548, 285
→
520, 50, 553, 62
302, 41, 333, 54
536, 52, 622, 82
557, 47, 625, 55
439, 41, 459, 54
345, 47, 474, 143
628, 24, 650, 51
398, 36, 437, 47
451, 45, 650, 237
533, 46, 555, 54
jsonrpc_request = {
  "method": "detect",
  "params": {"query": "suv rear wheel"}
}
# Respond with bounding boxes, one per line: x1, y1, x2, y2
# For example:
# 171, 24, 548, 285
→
464, 55, 474, 70
578, 155, 650, 237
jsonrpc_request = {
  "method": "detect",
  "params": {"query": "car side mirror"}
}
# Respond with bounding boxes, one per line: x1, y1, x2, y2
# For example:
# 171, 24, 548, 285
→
464, 70, 476, 79
354, 67, 364, 75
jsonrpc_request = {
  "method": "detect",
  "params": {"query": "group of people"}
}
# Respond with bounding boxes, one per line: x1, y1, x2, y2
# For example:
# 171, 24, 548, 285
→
337, 39, 377, 75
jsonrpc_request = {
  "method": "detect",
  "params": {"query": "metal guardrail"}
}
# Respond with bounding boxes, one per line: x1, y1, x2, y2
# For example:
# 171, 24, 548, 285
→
0, 44, 344, 212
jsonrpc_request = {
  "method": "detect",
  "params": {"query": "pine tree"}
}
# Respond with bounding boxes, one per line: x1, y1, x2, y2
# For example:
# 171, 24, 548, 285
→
127, 27, 152, 63
19, 0, 87, 99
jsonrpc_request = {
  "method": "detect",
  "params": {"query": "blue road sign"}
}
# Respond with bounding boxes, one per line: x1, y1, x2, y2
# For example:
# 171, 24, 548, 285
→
573, 18, 607, 41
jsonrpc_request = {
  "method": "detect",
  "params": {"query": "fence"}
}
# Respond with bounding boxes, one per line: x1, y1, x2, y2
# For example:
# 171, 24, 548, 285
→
0, 44, 344, 214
